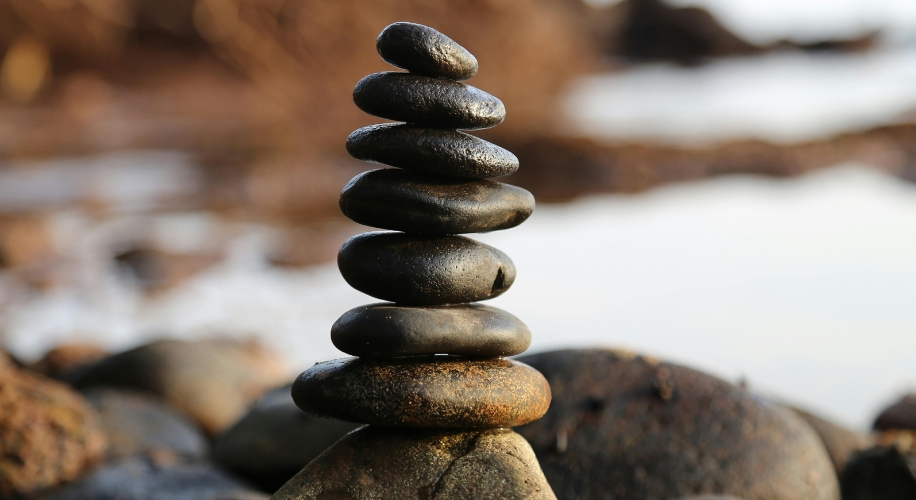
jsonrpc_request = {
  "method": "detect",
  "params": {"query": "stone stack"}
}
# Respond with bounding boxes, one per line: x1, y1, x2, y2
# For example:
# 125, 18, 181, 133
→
272, 22, 556, 500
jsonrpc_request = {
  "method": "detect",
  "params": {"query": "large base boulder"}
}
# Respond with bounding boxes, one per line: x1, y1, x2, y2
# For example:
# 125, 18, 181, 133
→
272, 426, 556, 500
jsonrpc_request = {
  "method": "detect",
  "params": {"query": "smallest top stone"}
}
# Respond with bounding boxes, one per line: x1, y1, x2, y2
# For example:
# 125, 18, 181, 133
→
377, 22, 478, 81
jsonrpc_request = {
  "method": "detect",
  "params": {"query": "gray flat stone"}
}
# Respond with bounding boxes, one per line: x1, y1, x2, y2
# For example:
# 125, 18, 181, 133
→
338, 232, 515, 305
346, 123, 518, 178
376, 22, 478, 81
331, 303, 531, 358
272, 427, 556, 500
353, 72, 504, 130
339, 169, 533, 234
292, 356, 550, 428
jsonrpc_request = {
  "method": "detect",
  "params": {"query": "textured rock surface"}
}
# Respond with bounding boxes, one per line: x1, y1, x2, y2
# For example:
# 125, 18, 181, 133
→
293, 356, 550, 428
874, 394, 916, 431
212, 386, 359, 492
516, 349, 840, 500
377, 22, 478, 80
272, 426, 556, 500
346, 124, 518, 178
839, 446, 916, 500
789, 406, 872, 474
338, 232, 515, 305
353, 72, 505, 130
84, 388, 209, 461
0, 365, 107, 498
340, 168, 534, 234
71, 339, 289, 435
332, 303, 531, 358
39, 457, 263, 500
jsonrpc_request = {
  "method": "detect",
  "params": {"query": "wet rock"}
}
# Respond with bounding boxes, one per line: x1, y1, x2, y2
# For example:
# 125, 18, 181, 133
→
515, 349, 840, 500
212, 386, 358, 492
71, 339, 289, 435
839, 446, 916, 500
789, 406, 872, 474
39, 456, 263, 500
84, 388, 209, 461
339, 168, 534, 234
338, 232, 515, 305
0, 365, 107, 498
332, 303, 531, 358
377, 22, 478, 81
875, 394, 916, 431
353, 72, 505, 130
26, 343, 108, 379
273, 426, 556, 500
292, 356, 550, 428
346, 123, 518, 178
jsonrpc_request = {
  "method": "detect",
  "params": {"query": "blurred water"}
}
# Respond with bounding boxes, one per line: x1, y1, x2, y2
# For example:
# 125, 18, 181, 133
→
4, 165, 914, 430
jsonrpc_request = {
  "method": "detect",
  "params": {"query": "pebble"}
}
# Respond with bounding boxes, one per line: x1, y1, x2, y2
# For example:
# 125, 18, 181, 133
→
353, 72, 505, 130
338, 232, 515, 305
292, 357, 550, 428
340, 168, 534, 234
346, 123, 518, 178
272, 426, 556, 500
376, 22, 478, 81
839, 446, 916, 500
331, 303, 531, 358
789, 406, 872, 474
515, 349, 840, 500
874, 394, 916, 431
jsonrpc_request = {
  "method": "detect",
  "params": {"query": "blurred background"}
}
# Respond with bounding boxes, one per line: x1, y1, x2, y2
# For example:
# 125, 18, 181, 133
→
0, 0, 914, 430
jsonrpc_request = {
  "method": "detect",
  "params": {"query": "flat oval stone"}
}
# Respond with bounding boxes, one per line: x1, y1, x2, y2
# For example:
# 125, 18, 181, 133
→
292, 357, 551, 428
346, 123, 518, 178
338, 232, 515, 305
339, 169, 534, 234
331, 303, 531, 358
377, 22, 478, 81
353, 72, 505, 130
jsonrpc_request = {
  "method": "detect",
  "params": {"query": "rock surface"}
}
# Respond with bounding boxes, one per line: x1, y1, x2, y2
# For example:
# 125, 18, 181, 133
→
339, 168, 534, 234
874, 394, 916, 431
212, 386, 359, 492
26, 344, 108, 380
39, 457, 264, 500
272, 426, 556, 500
0, 365, 107, 498
839, 446, 916, 500
376, 22, 478, 81
346, 124, 519, 178
338, 232, 515, 305
332, 303, 531, 358
789, 406, 872, 474
292, 356, 550, 428
84, 388, 209, 461
353, 72, 505, 130
515, 349, 840, 500
71, 339, 289, 435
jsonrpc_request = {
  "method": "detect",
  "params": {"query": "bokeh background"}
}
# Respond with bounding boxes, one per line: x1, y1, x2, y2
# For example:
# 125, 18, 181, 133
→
0, 0, 914, 430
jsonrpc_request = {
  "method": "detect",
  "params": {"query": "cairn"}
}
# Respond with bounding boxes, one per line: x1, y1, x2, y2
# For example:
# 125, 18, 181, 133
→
272, 22, 556, 500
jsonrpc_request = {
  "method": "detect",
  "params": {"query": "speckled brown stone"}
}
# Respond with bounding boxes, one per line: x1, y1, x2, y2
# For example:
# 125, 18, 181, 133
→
331, 303, 531, 358
271, 426, 556, 500
353, 72, 505, 130
292, 357, 550, 428
376, 22, 478, 81
337, 232, 515, 305
339, 168, 534, 234
346, 124, 518, 178
515, 349, 840, 500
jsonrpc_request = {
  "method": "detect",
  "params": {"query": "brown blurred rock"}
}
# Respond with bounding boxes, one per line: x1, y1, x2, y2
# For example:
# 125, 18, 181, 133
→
515, 349, 840, 500
875, 394, 916, 432
273, 426, 556, 500
789, 406, 873, 474
27, 344, 108, 379
70, 339, 289, 435
114, 246, 222, 291
0, 365, 107, 498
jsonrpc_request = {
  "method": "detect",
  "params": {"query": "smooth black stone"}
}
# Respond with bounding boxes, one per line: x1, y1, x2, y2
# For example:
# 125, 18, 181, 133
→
353, 72, 505, 130
346, 124, 518, 178
339, 169, 534, 234
377, 22, 478, 81
331, 303, 531, 358
338, 232, 515, 305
